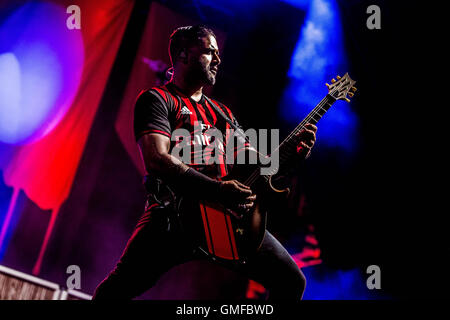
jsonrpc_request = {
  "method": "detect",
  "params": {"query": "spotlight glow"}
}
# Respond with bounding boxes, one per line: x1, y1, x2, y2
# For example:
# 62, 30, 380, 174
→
0, 2, 84, 145
281, 0, 358, 151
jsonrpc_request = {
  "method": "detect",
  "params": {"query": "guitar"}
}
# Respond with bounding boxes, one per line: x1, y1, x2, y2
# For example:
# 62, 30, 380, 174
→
177, 73, 357, 263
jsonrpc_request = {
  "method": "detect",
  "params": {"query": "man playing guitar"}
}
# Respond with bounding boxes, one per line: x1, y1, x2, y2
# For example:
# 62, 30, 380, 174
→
93, 25, 317, 300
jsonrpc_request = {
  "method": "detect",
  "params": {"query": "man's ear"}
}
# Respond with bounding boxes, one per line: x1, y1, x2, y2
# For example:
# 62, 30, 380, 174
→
179, 50, 188, 64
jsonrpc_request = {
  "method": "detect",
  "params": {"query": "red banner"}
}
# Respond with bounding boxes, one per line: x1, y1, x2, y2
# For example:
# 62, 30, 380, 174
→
0, 0, 134, 274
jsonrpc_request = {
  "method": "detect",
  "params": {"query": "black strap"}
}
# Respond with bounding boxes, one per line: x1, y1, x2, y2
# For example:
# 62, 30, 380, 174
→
203, 96, 237, 128
204, 96, 250, 144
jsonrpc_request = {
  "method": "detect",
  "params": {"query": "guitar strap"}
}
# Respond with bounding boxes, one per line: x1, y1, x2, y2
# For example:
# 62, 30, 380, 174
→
203, 96, 250, 144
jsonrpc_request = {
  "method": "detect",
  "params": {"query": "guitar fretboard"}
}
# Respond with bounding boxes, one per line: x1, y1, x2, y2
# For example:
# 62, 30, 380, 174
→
277, 94, 336, 168
243, 94, 337, 186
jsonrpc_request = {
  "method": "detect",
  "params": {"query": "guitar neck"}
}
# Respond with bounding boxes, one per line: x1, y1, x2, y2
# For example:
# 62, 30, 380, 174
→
277, 94, 336, 165
243, 94, 337, 187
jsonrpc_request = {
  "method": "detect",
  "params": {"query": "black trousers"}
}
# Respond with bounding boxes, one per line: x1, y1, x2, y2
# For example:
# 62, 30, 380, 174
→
93, 202, 306, 300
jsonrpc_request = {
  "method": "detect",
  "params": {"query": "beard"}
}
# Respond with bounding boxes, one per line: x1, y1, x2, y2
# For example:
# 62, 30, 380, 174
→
202, 64, 216, 86
188, 59, 216, 86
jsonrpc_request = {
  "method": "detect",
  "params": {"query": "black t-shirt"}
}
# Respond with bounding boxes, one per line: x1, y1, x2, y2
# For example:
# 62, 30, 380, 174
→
134, 82, 248, 180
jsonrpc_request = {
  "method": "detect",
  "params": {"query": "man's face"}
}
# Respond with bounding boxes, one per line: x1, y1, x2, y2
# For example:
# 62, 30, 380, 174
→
186, 34, 221, 86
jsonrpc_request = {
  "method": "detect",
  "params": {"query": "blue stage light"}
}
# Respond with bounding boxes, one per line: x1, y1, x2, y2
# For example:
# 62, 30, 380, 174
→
280, 0, 358, 152
0, 1, 84, 145
302, 266, 386, 300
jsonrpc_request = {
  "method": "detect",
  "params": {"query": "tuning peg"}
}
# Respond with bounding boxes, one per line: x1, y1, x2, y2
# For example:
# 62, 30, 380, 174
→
348, 92, 354, 97
326, 83, 330, 88
336, 75, 341, 80
331, 78, 336, 83
344, 98, 351, 103
351, 87, 357, 92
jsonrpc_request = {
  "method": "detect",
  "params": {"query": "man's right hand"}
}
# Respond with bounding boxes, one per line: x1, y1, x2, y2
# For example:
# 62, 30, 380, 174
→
138, 134, 256, 213
218, 180, 256, 213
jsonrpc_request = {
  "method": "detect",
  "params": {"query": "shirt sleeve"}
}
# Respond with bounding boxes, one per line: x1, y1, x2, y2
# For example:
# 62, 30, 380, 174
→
133, 89, 172, 141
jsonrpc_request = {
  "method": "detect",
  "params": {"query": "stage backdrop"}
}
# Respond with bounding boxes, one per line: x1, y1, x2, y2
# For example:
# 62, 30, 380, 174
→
0, 0, 134, 275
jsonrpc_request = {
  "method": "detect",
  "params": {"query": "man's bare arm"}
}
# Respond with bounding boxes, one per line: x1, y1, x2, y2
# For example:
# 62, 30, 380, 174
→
137, 133, 255, 210
137, 133, 189, 180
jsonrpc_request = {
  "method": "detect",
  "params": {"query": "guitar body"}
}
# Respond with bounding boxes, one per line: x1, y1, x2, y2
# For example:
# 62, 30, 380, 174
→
177, 165, 271, 263
178, 196, 267, 262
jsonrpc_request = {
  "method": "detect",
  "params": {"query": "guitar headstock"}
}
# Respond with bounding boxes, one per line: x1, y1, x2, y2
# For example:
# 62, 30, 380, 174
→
326, 72, 357, 102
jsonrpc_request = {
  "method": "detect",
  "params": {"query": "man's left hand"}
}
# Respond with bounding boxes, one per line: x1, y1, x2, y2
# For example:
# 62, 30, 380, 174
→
296, 123, 317, 159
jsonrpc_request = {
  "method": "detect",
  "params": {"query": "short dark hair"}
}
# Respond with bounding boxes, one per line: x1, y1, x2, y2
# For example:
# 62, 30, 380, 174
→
169, 25, 216, 66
